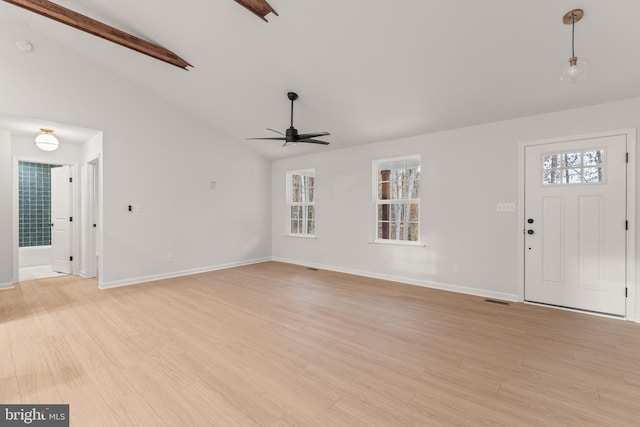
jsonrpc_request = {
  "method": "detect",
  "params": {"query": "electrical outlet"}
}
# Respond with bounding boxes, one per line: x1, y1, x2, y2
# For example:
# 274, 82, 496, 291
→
452, 264, 460, 273
167, 254, 173, 263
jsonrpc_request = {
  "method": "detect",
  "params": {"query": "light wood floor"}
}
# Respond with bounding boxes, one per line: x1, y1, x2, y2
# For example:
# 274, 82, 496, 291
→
1, 262, 640, 426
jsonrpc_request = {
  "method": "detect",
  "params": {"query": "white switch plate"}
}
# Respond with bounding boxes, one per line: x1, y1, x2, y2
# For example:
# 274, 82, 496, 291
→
496, 203, 516, 212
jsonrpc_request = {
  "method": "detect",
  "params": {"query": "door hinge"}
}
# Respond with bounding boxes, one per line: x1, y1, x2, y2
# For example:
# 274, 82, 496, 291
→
69, 177, 73, 183
69, 256, 73, 262
625, 287, 628, 298
69, 216, 73, 222
93, 224, 97, 228
626, 220, 629, 230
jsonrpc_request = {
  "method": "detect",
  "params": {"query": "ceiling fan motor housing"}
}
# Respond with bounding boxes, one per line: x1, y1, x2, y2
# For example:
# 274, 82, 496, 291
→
285, 126, 299, 142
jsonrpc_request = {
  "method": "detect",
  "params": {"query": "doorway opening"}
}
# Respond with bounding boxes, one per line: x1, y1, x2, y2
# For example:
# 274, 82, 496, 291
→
17, 161, 72, 281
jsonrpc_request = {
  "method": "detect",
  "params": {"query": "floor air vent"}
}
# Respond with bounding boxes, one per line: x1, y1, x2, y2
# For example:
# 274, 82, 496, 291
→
485, 299, 510, 306
307, 267, 319, 271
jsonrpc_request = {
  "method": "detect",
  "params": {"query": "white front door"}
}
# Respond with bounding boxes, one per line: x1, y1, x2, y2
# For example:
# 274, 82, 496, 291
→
51, 166, 72, 274
524, 135, 627, 316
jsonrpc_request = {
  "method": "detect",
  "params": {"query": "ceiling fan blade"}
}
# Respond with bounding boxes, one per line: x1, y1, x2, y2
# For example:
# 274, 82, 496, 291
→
267, 128, 284, 135
298, 139, 330, 145
247, 137, 286, 140
297, 132, 330, 140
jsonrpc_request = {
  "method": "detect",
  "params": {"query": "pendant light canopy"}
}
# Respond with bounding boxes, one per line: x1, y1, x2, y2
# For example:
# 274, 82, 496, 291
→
34, 128, 60, 151
560, 9, 589, 82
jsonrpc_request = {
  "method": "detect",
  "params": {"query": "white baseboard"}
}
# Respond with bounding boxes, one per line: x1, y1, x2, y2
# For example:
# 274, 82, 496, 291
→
271, 257, 518, 302
0, 282, 14, 290
99, 257, 272, 290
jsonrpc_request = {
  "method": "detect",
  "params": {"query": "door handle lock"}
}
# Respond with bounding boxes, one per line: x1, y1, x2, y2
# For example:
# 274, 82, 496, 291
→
527, 218, 534, 224
527, 229, 535, 235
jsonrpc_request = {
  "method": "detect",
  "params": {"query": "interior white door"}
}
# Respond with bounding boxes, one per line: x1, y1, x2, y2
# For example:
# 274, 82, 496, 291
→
51, 165, 71, 274
524, 135, 627, 316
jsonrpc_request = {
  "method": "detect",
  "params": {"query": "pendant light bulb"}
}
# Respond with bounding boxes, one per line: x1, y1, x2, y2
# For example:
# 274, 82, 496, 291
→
560, 57, 589, 82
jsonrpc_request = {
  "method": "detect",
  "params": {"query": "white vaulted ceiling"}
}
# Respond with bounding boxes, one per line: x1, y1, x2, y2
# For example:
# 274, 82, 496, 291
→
2, 0, 640, 159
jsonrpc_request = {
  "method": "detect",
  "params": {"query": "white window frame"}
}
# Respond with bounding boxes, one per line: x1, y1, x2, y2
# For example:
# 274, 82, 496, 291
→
286, 169, 316, 238
373, 155, 421, 245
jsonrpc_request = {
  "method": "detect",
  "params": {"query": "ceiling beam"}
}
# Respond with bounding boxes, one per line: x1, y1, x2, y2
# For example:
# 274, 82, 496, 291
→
234, 0, 278, 22
3, 0, 192, 70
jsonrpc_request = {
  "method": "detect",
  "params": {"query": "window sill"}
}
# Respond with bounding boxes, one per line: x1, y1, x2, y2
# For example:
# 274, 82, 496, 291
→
369, 240, 425, 248
284, 234, 318, 240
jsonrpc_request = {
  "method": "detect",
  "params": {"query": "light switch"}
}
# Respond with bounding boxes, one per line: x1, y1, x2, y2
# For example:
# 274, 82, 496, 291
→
496, 203, 516, 212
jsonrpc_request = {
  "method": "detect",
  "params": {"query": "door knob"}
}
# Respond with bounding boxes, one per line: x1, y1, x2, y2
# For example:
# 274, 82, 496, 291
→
527, 218, 534, 224
527, 229, 535, 235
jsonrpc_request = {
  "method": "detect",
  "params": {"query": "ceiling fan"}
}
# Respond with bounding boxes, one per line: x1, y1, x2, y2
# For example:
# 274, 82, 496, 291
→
248, 92, 330, 146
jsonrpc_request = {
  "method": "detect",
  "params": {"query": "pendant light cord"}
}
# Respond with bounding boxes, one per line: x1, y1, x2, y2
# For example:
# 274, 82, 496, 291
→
571, 14, 576, 58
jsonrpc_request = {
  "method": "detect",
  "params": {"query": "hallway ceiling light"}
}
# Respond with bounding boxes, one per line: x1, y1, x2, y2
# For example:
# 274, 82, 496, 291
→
560, 9, 589, 83
34, 128, 59, 151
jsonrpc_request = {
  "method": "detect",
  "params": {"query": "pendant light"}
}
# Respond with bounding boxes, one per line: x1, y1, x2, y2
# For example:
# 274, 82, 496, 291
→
34, 128, 60, 151
560, 9, 589, 82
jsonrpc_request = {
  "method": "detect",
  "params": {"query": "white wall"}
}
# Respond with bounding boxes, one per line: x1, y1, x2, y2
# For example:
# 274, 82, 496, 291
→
272, 98, 640, 319
19, 246, 51, 267
0, 130, 12, 288
0, 20, 272, 288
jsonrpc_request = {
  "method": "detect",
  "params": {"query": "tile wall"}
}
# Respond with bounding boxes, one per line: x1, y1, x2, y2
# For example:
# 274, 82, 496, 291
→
18, 162, 61, 247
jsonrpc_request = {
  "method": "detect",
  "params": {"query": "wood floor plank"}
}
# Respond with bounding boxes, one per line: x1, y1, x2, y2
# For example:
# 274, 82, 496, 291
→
1, 261, 640, 425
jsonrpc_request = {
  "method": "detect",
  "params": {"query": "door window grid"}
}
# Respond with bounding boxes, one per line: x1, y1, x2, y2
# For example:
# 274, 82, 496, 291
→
374, 157, 420, 243
542, 149, 604, 185
287, 170, 315, 236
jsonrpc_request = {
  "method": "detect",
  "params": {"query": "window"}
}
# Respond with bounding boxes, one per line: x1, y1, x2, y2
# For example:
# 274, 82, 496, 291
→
542, 149, 604, 185
374, 156, 420, 243
286, 169, 316, 236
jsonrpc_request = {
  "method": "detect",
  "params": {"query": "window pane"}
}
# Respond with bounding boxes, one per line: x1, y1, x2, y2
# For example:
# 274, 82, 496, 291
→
563, 153, 581, 168
408, 223, 419, 241
378, 204, 390, 222
308, 206, 315, 220
291, 206, 300, 219
583, 150, 603, 166
409, 204, 419, 221
543, 170, 561, 185
390, 221, 399, 240
543, 154, 561, 169
291, 220, 300, 234
378, 221, 390, 240
583, 167, 603, 183
307, 220, 315, 235
563, 169, 582, 184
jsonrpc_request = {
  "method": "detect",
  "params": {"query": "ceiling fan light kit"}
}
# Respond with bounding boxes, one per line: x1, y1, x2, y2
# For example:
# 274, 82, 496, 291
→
248, 92, 331, 147
560, 8, 589, 83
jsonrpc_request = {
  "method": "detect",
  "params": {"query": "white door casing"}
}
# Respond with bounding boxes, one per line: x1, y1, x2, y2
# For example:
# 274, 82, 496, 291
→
51, 165, 72, 274
524, 134, 627, 316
